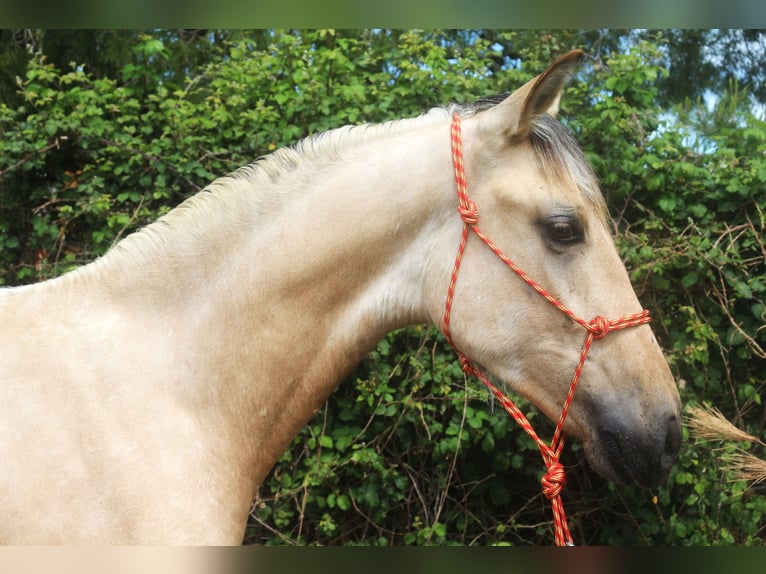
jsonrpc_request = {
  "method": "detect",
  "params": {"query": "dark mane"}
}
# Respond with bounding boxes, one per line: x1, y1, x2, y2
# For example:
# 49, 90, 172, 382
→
472, 93, 511, 111
467, 94, 607, 224
528, 114, 607, 223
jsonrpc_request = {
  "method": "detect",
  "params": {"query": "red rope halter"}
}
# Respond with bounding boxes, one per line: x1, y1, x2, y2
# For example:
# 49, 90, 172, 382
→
443, 113, 651, 546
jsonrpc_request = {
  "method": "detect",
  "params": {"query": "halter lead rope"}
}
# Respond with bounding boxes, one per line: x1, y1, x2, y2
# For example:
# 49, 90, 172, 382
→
443, 114, 651, 546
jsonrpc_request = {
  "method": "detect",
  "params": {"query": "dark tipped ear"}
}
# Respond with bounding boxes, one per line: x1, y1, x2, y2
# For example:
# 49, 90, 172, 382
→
519, 49, 583, 130
478, 50, 584, 137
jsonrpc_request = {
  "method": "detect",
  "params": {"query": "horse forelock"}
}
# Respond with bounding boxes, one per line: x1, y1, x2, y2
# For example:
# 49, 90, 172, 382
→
464, 95, 608, 227
527, 114, 608, 226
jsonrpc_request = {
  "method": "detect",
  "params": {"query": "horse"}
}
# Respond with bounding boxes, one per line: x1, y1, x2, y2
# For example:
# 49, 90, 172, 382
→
0, 50, 682, 544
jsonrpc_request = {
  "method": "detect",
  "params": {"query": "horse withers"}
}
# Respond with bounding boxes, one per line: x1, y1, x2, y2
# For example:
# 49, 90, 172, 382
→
0, 50, 681, 544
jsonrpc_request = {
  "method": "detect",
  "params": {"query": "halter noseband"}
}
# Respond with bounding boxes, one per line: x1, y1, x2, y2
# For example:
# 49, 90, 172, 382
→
442, 113, 651, 546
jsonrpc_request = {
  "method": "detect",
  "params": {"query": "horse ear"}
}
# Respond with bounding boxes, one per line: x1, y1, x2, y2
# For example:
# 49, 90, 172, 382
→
481, 50, 584, 137
520, 50, 583, 124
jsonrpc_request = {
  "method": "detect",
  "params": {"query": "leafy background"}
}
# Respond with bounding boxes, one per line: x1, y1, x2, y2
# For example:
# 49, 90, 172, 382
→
0, 29, 763, 545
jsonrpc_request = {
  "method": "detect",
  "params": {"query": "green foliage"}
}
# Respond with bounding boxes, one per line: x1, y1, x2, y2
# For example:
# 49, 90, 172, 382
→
0, 30, 510, 284
246, 327, 558, 545
568, 38, 766, 545
0, 30, 764, 545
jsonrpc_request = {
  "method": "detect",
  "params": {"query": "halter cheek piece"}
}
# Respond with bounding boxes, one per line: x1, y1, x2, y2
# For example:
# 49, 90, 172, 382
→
442, 114, 651, 546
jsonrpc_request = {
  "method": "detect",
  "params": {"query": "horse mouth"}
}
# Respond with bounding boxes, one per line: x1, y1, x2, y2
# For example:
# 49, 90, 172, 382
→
600, 431, 650, 486
585, 411, 682, 488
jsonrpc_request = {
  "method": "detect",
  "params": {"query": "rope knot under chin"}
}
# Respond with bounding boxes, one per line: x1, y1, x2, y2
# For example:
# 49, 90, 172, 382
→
541, 461, 567, 500
457, 354, 475, 376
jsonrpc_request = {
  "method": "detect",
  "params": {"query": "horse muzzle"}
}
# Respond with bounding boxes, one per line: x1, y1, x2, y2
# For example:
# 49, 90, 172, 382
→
587, 408, 682, 488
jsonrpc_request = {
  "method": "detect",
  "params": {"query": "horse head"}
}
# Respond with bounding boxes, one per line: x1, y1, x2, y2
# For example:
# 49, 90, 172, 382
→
430, 51, 682, 489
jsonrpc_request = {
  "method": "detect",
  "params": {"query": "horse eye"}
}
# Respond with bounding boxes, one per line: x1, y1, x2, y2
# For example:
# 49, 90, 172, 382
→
546, 216, 583, 244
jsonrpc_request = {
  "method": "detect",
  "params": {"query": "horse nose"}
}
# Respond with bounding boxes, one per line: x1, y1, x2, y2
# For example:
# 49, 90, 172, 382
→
660, 412, 682, 473
597, 408, 682, 487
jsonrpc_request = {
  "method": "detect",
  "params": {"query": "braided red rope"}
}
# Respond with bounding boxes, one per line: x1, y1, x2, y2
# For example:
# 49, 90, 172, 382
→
443, 114, 651, 546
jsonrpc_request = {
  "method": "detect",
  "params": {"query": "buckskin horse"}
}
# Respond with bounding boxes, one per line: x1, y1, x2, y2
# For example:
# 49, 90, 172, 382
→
0, 51, 681, 544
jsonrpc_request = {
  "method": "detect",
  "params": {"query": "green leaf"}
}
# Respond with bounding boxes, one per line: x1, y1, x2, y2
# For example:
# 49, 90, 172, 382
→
734, 281, 753, 300
336, 494, 350, 511
658, 197, 676, 213
681, 271, 699, 289
432, 522, 446, 538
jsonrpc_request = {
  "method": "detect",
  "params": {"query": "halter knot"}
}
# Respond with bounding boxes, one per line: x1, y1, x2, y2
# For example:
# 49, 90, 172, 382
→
457, 200, 479, 225
541, 461, 567, 500
588, 315, 611, 339
458, 353, 475, 376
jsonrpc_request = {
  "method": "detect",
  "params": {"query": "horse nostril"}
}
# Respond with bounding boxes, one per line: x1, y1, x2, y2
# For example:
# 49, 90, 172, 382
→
594, 409, 682, 487
660, 414, 682, 471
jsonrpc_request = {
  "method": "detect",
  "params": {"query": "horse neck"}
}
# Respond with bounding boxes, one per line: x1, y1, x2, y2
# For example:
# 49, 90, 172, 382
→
78, 117, 456, 488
